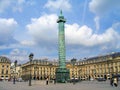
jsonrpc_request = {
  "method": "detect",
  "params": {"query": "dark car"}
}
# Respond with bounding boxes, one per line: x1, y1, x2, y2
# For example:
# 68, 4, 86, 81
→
112, 74, 120, 78
97, 78, 106, 81
0, 78, 3, 81
68, 78, 80, 83
112, 74, 120, 81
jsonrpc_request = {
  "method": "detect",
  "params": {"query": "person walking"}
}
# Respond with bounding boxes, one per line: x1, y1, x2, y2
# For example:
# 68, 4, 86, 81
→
110, 78, 113, 86
113, 77, 118, 87
46, 78, 49, 85
53, 78, 56, 84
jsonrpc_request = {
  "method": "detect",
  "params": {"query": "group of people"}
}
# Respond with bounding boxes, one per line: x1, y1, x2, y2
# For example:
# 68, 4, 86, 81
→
110, 77, 118, 87
46, 78, 56, 85
46, 77, 118, 86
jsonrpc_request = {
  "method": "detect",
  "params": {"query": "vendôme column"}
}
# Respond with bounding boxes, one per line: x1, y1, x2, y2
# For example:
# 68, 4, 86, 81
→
56, 10, 70, 83
57, 10, 66, 68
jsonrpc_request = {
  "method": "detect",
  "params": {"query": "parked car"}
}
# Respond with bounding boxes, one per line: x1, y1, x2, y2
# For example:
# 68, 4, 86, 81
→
0, 78, 3, 81
17, 78, 23, 82
97, 78, 106, 81
68, 78, 80, 83
112, 74, 120, 81
90, 78, 94, 81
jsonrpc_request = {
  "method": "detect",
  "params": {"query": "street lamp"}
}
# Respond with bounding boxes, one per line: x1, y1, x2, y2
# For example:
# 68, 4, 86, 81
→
29, 53, 34, 86
71, 58, 76, 84
13, 60, 17, 84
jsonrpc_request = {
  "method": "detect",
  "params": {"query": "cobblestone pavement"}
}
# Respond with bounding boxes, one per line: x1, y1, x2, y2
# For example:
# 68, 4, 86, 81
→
0, 80, 120, 90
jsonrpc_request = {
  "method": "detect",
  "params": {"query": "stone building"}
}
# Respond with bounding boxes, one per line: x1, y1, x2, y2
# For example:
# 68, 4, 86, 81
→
10, 64, 22, 80
21, 52, 120, 81
0, 56, 11, 80
21, 58, 58, 80
75, 52, 120, 80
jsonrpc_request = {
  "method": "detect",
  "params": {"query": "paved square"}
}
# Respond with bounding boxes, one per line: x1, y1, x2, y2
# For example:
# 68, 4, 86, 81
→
0, 80, 120, 90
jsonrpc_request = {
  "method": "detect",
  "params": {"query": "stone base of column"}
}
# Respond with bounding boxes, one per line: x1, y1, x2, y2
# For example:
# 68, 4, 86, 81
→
55, 68, 70, 83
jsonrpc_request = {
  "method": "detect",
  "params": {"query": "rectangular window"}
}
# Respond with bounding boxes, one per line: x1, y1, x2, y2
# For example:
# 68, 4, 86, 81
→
6, 70, 8, 74
7, 65, 9, 68
2, 69, 4, 74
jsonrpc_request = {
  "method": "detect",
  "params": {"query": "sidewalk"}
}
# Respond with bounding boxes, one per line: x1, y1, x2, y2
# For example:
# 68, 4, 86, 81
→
0, 80, 120, 90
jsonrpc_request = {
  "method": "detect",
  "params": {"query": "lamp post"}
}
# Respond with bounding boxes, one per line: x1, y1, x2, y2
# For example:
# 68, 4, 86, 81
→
13, 60, 17, 84
71, 58, 76, 85
29, 53, 34, 86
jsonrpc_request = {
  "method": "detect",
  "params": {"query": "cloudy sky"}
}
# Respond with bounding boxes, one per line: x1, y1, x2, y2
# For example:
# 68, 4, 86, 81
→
0, 0, 120, 64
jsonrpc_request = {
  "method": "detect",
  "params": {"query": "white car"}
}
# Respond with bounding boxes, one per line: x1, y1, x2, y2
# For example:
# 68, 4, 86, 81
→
17, 78, 23, 82
90, 78, 94, 81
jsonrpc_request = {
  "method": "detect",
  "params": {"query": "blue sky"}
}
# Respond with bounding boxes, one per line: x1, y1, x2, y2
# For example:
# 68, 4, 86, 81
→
0, 0, 120, 64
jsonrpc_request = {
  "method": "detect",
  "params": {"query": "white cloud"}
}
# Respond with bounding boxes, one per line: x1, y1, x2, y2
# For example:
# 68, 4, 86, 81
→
65, 23, 120, 47
20, 40, 36, 46
89, 0, 120, 15
83, 0, 120, 50
9, 48, 29, 63
0, 18, 18, 45
26, 13, 120, 51
0, 0, 35, 13
10, 48, 21, 55
26, 14, 58, 47
44, 0, 71, 11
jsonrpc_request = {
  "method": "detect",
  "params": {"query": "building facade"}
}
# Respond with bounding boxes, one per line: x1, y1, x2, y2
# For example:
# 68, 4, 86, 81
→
21, 52, 120, 81
21, 59, 58, 80
11, 64, 22, 80
0, 56, 11, 80
75, 52, 120, 80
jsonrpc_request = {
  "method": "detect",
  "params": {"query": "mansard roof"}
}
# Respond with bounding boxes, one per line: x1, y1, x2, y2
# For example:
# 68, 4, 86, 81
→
0, 56, 11, 63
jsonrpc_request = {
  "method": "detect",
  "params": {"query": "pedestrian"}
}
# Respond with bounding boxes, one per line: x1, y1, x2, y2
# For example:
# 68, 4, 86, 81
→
110, 78, 113, 86
73, 78, 75, 85
46, 78, 48, 85
113, 77, 118, 87
53, 78, 56, 84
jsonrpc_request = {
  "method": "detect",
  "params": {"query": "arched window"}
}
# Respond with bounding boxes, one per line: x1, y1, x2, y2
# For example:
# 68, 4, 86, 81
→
2, 65, 4, 68
7, 65, 9, 68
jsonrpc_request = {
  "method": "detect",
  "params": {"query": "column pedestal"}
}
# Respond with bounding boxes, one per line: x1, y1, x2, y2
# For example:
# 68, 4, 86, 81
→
56, 68, 69, 83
